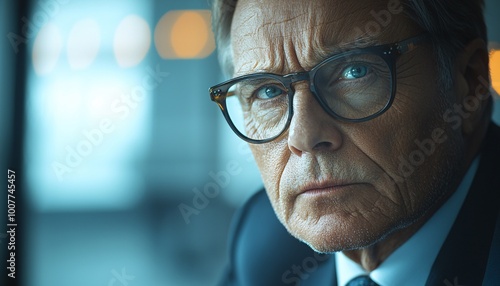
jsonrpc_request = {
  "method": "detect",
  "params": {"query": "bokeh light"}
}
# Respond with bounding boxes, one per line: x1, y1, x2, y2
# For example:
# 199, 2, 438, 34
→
154, 10, 215, 59
67, 18, 101, 70
491, 49, 500, 95
113, 15, 151, 68
32, 22, 63, 75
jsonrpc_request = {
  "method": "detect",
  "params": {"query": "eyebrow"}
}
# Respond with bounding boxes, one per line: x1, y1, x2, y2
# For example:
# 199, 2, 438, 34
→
233, 36, 383, 77
317, 36, 381, 59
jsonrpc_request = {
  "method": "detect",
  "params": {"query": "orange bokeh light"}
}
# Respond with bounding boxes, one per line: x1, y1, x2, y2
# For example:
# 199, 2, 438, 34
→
491, 49, 500, 96
154, 10, 215, 59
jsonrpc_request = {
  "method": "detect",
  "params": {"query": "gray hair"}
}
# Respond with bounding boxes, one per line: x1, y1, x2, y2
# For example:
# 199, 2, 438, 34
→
211, 0, 488, 91
404, 0, 487, 90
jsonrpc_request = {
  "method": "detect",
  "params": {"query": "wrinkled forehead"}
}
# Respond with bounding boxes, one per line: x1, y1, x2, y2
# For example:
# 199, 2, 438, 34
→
231, 0, 418, 74
232, 0, 409, 41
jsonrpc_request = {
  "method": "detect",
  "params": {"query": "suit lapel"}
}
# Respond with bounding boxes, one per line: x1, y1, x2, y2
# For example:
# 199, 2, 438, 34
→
425, 123, 500, 285
303, 254, 338, 286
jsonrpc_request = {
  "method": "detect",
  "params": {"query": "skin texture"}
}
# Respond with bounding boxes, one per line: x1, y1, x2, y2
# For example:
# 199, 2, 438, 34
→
230, 0, 490, 271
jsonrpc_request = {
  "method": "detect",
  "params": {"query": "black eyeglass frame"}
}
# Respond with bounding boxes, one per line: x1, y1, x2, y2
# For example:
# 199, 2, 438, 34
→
209, 33, 431, 144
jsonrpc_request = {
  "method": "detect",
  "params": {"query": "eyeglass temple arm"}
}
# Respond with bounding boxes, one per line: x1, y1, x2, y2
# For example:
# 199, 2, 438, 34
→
397, 33, 431, 54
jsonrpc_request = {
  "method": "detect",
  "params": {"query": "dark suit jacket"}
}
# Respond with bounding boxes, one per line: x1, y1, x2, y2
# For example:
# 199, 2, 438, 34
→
220, 123, 500, 286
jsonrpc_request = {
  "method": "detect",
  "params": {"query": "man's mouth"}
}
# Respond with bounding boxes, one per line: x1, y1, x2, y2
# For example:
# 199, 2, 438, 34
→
298, 180, 360, 196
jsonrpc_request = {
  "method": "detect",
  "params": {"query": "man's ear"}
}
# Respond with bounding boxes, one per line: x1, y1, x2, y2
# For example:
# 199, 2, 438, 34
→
454, 38, 491, 136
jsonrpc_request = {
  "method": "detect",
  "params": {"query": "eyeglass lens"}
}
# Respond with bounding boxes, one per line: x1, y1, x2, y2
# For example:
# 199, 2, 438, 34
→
225, 52, 393, 141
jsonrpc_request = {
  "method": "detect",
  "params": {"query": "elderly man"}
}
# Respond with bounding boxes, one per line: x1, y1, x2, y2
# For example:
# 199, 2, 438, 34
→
209, 0, 500, 285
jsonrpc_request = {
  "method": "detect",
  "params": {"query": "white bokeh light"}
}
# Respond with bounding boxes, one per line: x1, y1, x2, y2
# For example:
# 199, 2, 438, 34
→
67, 18, 101, 70
113, 15, 151, 68
32, 22, 63, 75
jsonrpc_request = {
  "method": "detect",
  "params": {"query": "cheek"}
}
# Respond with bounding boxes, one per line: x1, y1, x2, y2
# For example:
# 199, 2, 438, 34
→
250, 139, 289, 179
352, 82, 462, 213
250, 140, 290, 204
366, 58, 446, 167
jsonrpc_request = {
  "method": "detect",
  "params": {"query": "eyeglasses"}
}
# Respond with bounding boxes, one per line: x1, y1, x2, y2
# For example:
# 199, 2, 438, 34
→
209, 33, 430, 144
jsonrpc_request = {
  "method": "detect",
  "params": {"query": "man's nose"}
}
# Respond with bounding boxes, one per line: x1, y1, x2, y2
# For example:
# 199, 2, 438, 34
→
287, 86, 343, 156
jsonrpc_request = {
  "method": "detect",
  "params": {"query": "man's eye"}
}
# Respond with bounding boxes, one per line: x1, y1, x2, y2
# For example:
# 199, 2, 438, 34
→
341, 64, 369, 80
255, 85, 285, 99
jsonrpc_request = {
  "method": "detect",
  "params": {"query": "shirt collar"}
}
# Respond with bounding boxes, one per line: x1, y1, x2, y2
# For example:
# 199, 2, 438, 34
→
336, 157, 480, 286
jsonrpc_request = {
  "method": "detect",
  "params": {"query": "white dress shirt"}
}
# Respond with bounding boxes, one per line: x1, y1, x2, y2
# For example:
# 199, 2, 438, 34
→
336, 157, 480, 286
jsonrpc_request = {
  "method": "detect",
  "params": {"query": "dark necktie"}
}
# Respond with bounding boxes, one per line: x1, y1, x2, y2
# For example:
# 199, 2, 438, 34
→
345, 275, 380, 286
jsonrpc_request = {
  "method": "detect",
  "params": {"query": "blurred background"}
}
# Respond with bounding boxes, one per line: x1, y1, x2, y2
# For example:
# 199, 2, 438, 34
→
0, 0, 499, 285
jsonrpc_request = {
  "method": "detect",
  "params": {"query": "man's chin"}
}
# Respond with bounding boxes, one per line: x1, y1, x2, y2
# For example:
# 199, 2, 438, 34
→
297, 233, 381, 254
285, 215, 392, 254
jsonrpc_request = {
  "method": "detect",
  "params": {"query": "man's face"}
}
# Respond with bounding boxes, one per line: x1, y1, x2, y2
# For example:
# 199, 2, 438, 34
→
231, 0, 466, 252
